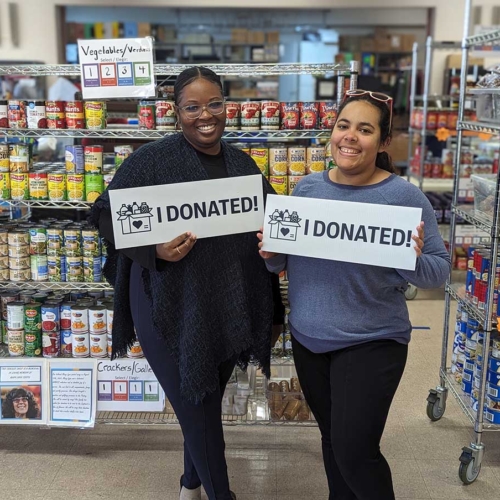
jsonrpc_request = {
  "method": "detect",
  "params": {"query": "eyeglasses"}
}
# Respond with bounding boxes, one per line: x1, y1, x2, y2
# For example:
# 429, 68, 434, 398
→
344, 89, 394, 130
177, 100, 225, 120
12, 397, 28, 403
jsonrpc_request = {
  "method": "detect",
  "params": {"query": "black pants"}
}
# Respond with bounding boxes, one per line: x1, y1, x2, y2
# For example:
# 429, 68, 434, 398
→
130, 263, 236, 500
292, 335, 408, 500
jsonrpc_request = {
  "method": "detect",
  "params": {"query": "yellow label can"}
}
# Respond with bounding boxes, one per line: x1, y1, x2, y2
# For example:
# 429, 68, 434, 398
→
67, 174, 85, 201
48, 173, 66, 201
0, 172, 10, 200
10, 173, 29, 200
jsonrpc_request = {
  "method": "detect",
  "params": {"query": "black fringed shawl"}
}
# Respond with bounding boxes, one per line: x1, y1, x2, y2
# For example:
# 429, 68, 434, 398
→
89, 134, 274, 402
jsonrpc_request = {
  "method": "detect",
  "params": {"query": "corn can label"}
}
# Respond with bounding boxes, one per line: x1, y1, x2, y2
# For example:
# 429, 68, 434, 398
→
306, 146, 326, 174
29, 172, 48, 200
10, 173, 29, 200
84, 101, 106, 129
250, 148, 269, 176
67, 174, 85, 201
0, 144, 9, 172
9, 143, 30, 172
269, 147, 288, 176
85, 174, 103, 202
65, 145, 84, 173
84, 146, 103, 174
48, 173, 66, 201
0, 172, 10, 200
269, 176, 288, 195
287, 147, 306, 175
288, 175, 304, 196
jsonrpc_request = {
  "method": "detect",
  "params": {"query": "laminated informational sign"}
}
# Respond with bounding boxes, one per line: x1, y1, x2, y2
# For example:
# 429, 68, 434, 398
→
78, 37, 155, 99
109, 175, 264, 249
262, 194, 422, 271
96, 359, 164, 412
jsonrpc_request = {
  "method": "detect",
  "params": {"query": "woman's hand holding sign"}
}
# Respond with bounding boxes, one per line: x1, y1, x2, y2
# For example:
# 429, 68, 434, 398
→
156, 232, 197, 262
257, 228, 279, 259
413, 222, 425, 258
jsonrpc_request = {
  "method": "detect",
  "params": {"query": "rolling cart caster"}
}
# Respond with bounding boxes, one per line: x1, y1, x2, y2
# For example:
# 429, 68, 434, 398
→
405, 284, 418, 300
426, 387, 447, 421
459, 445, 484, 484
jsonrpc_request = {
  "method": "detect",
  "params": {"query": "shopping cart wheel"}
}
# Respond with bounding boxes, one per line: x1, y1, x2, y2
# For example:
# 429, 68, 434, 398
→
426, 389, 446, 421
459, 451, 481, 484
405, 284, 418, 300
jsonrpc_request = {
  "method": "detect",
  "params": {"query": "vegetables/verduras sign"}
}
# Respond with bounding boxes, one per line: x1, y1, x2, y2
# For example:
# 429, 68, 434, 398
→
262, 194, 422, 271
77, 37, 155, 99
109, 175, 265, 249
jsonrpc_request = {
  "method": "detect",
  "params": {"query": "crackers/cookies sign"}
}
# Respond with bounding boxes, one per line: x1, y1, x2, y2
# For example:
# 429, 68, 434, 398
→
262, 194, 422, 271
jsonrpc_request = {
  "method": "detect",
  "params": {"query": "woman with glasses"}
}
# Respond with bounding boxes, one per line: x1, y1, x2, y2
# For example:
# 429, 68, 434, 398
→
91, 66, 283, 500
259, 90, 450, 500
2, 387, 40, 419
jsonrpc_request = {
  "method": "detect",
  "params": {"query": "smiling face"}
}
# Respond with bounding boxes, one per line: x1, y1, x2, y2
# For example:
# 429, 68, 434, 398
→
331, 100, 388, 176
175, 78, 226, 155
12, 396, 29, 417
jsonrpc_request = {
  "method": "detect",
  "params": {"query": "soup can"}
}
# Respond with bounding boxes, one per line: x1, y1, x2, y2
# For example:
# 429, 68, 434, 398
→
42, 331, 60, 358
27, 100, 47, 129
155, 100, 175, 130
288, 175, 304, 196
7, 301, 25, 330
10, 172, 29, 199
65, 101, 85, 129
7, 329, 24, 356
41, 303, 60, 332
65, 145, 84, 174
48, 173, 66, 201
0, 172, 10, 200
225, 102, 240, 130
306, 146, 326, 174
0, 100, 8, 128
9, 143, 30, 173
84, 145, 103, 174
138, 101, 156, 130
0, 144, 9, 172
319, 101, 337, 129
67, 174, 85, 201
7, 100, 27, 128
240, 102, 260, 130
250, 148, 269, 176
269, 147, 288, 176
85, 174, 103, 203
67, 256, 83, 282
84, 101, 106, 129
29, 171, 48, 200
72, 332, 90, 357
90, 333, 107, 358
114, 145, 133, 168
71, 305, 89, 333
30, 255, 48, 281
89, 305, 107, 334
288, 147, 306, 175
83, 256, 102, 283
127, 340, 144, 358
269, 175, 288, 195
280, 102, 300, 130
300, 101, 319, 129
261, 101, 280, 130
46, 101, 66, 129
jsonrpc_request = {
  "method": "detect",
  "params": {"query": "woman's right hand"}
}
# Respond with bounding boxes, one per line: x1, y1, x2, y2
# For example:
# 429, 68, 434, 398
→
257, 228, 279, 259
156, 232, 197, 262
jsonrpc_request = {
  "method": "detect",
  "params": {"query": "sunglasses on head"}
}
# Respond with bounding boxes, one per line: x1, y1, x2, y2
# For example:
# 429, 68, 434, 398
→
343, 89, 394, 130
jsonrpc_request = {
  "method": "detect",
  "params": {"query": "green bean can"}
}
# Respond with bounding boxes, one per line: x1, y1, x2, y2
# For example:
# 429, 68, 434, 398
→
82, 228, 101, 257
24, 302, 42, 332
0, 319, 6, 345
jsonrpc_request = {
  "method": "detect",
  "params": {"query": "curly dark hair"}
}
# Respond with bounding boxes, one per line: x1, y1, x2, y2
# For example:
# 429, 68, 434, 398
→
2, 387, 40, 419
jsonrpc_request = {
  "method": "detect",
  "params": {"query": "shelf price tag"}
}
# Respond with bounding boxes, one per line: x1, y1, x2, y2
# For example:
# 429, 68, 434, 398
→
78, 37, 155, 99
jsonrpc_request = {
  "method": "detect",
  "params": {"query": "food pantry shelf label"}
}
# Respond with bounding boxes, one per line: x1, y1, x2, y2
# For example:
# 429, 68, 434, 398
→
262, 194, 422, 271
78, 37, 155, 99
109, 175, 264, 249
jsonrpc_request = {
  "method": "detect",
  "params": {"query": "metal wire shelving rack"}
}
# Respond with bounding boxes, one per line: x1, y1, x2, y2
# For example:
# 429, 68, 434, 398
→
426, 0, 500, 484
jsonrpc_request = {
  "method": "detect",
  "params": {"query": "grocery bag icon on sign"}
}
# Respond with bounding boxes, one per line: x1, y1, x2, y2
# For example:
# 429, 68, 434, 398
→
116, 202, 153, 235
268, 210, 301, 241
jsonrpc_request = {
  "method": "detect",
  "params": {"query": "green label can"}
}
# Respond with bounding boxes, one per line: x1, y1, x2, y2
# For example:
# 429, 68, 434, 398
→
0, 172, 10, 200
0, 319, 6, 345
85, 174, 103, 203
82, 228, 101, 257
24, 302, 42, 333
24, 330, 42, 356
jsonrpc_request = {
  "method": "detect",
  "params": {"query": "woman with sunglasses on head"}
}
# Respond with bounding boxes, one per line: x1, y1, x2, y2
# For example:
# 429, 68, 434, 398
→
2, 387, 40, 419
91, 66, 284, 500
258, 90, 450, 500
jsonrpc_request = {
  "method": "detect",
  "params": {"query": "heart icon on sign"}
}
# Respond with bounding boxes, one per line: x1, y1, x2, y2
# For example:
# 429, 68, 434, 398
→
133, 220, 143, 229
281, 228, 290, 236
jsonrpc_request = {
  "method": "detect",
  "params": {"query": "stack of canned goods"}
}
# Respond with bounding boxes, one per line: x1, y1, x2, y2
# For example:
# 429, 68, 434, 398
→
7, 229, 31, 282
138, 100, 176, 130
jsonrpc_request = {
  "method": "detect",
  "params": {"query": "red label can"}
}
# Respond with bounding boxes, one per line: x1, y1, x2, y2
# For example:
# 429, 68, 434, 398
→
437, 109, 449, 129
225, 102, 240, 130
65, 101, 85, 129
155, 100, 175, 130
260, 101, 280, 130
27, 101, 47, 129
426, 109, 438, 130
280, 102, 300, 130
46, 101, 66, 129
240, 102, 260, 130
8, 100, 27, 129
0, 100, 8, 128
43, 331, 60, 358
138, 102, 155, 130
300, 101, 319, 129
319, 101, 337, 129
448, 110, 459, 129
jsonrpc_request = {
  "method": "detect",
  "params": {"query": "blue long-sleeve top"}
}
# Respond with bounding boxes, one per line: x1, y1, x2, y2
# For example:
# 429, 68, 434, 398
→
266, 171, 451, 353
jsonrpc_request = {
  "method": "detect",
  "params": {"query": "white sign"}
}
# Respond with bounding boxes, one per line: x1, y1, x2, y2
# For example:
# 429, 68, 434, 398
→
109, 175, 264, 249
262, 195, 422, 271
78, 37, 155, 99
96, 359, 164, 412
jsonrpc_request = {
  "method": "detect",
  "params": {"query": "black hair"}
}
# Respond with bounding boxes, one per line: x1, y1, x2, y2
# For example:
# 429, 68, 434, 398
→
174, 66, 224, 105
2, 387, 40, 419
336, 93, 395, 173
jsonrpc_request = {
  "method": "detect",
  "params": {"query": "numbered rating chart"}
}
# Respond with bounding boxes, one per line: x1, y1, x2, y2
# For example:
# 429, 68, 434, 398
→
78, 37, 155, 99
96, 359, 164, 412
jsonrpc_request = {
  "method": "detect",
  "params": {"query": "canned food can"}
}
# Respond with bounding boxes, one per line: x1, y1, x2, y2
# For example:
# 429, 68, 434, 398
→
225, 102, 240, 130
59, 302, 73, 331
72, 332, 90, 357
114, 145, 133, 168
319, 101, 337, 129
103, 171, 115, 189
48, 255, 63, 282
448, 111, 459, 129
81, 229, 100, 257
24, 330, 42, 357
30, 255, 48, 281
437, 109, 449, 129
261, 101, 280, 130
42, 331, 60, 358
0, 172, 10, 200
9, 256, 30, 270
240, 102, 260, 130
7, 100, 27, 128
46, 101, 66, 129
88, 306, 106, 334
7, 301, 25, 330
71, 306, 89, 333
71, 291, 88, 302
0, 229, 7, 245
306, 146, 326, 174
41, 303, 60, 332
300, 102, 319, 130
0, 244, 8, 258
28, 171, 48, 200
84, 101, 107, 129
10, 172, 29, 199
0, 320, 6, 345
85, 174, 103, 202
127, 340, 144, 358
48, 173, 66, 201
0, 100, 7, 128
67, 256, 83, 282
138, 101, 156, 130
8, 329, 24, 356
280, 102, 300, 130
8, 230, 29, 246
63, 226, 81, 256
1, 293, 19, 320
106, 306, 113, 334
269, 176, 288, 195
0, 144, 9, 172
107, 338, 113, 357
88, 333, 106, 358
83, 256, 102, 283
288, 175, 304, 196
426, 109, 438, 130
65, 145, 84, 173
60, 330, 72, 357
29, 227, 47, 255
66, 174, 85, 201
84, 146, 103, 174
8, 246, 29, 260
9, 143, 30, 173
0, 255, 8, 268
288, 147, 306, 175
269, 147, 288, 176
65, 101, 85, 129
47, 227, 63, 255
250, 148, 269, 176
27, 100, 47, 129
155, 100, 175, 130
31, 292, 49, 303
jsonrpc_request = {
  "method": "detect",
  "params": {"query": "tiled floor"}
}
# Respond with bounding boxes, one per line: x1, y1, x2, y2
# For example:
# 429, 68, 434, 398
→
2, 296, 500, 499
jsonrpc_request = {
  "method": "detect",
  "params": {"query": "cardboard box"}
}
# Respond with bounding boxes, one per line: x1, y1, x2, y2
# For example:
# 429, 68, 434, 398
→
138, 23, 151, 37
446, 54, 484, 68
231, 28, 248, 43
360, 37, 374, 53
387, 132, 410, 163
402, 34, 417, 52
266, 31, 280, 44
248, 31, 266, 45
